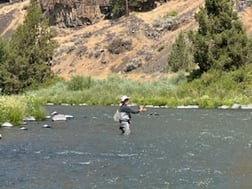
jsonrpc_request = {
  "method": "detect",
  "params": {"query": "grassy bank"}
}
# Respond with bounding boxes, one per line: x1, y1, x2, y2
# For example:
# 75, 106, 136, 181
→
27, 72, 252, 108
0, 95, 46, 126
1, 70, 251, 126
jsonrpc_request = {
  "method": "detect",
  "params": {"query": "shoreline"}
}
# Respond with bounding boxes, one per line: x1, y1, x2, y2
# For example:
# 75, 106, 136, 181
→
45, 102, 252, 110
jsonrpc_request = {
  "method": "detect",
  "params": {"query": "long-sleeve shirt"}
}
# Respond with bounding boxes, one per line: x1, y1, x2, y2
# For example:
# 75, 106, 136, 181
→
119, 104, 139, 121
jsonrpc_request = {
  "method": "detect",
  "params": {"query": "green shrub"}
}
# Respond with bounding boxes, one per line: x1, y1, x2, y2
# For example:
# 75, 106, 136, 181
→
67, 75, 93, 91
166, 11, 178, 17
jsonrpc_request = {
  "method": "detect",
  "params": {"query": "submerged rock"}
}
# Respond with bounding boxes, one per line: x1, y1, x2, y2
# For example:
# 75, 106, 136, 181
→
20, 127, 28, 131
148, 112, 160, 116
42, 124, 51, 128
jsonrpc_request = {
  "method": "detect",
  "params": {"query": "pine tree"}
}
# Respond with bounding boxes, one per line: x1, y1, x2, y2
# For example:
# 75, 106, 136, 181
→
191, 0, 252, 74
2, 0, 56, 94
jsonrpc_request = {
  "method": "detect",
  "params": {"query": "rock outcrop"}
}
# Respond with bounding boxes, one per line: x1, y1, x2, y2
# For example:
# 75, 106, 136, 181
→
39, 0, 157, 28
39, 0, 110, 27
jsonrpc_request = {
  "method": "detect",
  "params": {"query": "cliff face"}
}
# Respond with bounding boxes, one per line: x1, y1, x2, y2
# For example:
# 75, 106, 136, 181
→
39, 0, 157, 28
39, 0, 110, 27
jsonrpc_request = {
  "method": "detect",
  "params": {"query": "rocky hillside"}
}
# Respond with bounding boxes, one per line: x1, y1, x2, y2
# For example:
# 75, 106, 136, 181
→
0, 1, 29, 39
1, 0, 252, 81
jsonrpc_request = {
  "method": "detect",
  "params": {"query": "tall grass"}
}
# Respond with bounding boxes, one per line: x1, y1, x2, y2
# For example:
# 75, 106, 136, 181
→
26, 72, 252, 108
0, 96, 26, 125
0, 95, 46, 126
27, 74, 177, 106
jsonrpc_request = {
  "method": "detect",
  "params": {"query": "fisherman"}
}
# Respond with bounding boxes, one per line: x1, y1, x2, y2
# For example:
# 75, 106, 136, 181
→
118, 95, 146, 135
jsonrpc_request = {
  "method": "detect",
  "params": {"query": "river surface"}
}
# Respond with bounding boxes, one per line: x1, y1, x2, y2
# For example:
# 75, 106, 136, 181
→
0, 106, 252, 189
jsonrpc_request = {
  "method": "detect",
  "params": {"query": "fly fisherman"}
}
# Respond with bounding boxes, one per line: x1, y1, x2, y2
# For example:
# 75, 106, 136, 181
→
118, 95, 146, 135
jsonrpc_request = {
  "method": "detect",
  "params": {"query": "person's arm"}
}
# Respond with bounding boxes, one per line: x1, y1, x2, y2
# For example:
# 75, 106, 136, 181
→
124, 106, 140, 114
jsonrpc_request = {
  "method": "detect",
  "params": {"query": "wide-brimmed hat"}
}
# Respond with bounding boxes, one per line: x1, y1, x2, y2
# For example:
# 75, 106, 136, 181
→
121, 95, 129, 102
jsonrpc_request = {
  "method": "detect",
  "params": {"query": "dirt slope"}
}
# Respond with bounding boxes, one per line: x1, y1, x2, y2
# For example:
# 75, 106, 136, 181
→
241, 7, 252, 37
51, 0, 204, 80
1, 0, 252, 81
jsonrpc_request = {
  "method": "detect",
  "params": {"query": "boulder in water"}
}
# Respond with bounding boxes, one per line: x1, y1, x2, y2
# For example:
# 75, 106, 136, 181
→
52, 114, 67, 121
2, 122, 13, 127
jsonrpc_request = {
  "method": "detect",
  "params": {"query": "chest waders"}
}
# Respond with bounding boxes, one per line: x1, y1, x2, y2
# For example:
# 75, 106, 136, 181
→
119, 112, 131, 135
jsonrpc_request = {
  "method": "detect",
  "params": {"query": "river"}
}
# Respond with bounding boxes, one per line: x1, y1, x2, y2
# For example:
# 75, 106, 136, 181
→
0, 106, 252, 189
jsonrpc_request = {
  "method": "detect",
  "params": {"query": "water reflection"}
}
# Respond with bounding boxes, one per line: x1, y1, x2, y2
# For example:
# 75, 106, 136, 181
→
0, 106, 252, 189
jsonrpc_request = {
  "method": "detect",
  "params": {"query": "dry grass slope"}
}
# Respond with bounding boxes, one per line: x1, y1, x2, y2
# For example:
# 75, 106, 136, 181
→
0, 0, 252, 81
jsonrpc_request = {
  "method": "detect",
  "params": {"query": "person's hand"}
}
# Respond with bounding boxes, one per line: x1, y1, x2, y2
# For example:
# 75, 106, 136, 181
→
139, 106, 147, 112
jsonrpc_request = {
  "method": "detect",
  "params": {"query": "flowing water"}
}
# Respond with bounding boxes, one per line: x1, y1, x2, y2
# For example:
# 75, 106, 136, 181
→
0, 106, 252, 189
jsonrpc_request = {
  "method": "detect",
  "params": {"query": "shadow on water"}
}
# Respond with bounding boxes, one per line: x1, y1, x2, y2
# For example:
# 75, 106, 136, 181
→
0, 105, 252, 189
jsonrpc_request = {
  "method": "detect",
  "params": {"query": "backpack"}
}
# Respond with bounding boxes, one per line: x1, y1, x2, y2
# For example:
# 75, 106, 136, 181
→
113, 109, 120, 122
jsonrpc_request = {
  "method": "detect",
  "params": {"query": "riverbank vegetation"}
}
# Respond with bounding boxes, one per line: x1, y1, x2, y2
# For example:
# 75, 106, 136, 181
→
1, 69, 251, 125
26, 71, 252, 107
0, 95, 46, 125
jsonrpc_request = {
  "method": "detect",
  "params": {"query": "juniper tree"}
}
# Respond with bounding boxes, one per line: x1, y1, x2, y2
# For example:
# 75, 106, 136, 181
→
191, 0, 252, 74
2, 0, 56, 94
167, 32, 193, 72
